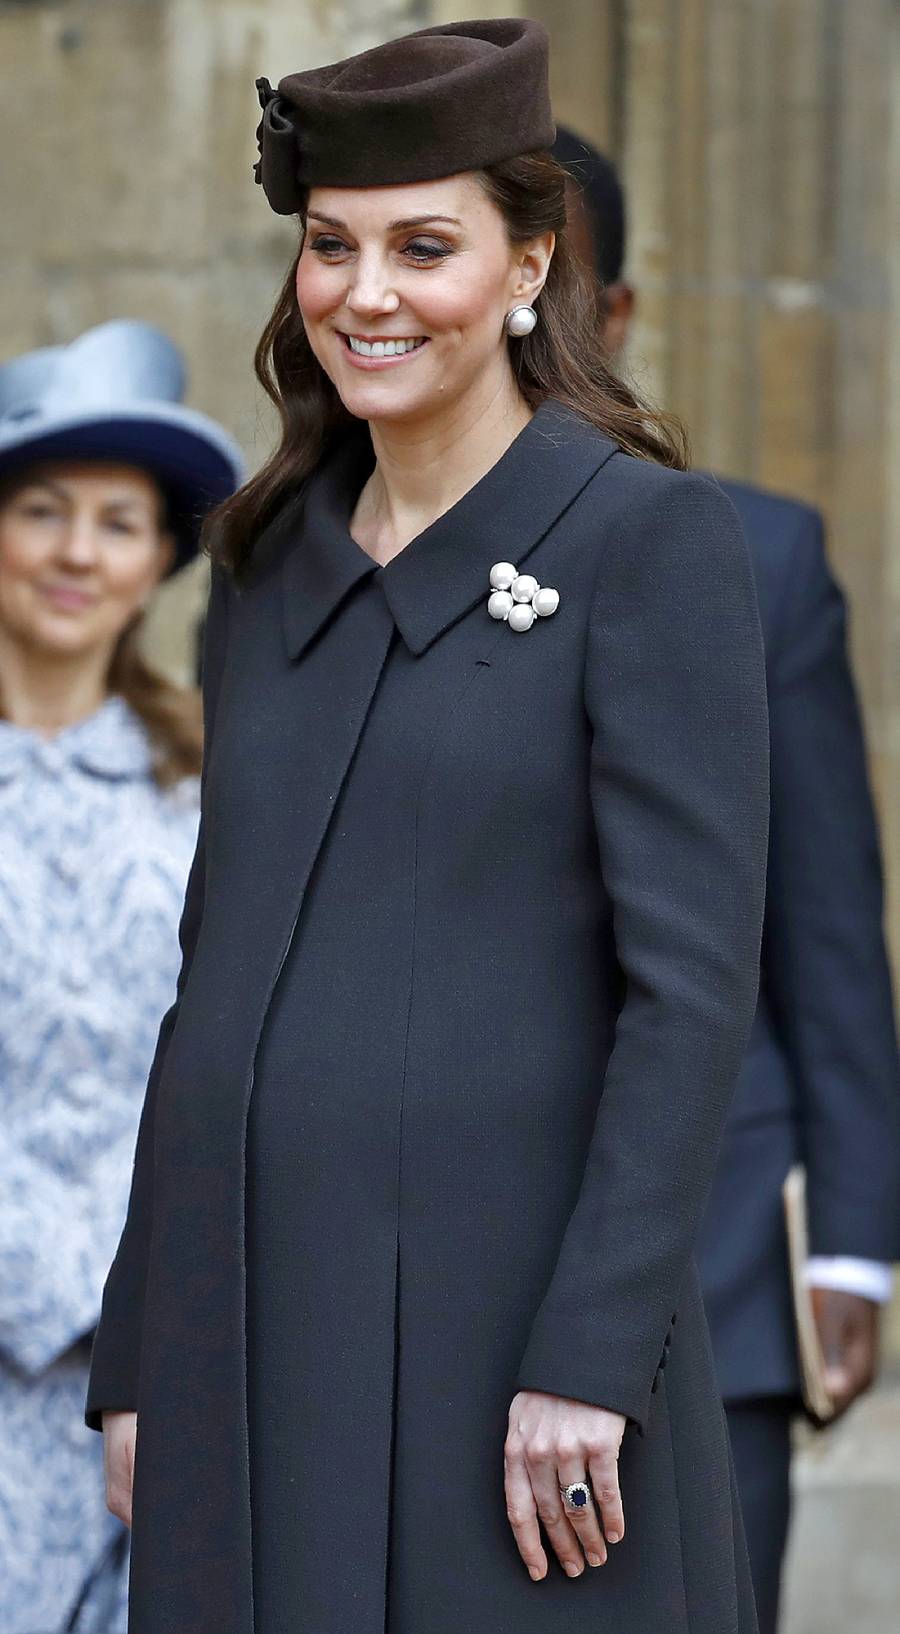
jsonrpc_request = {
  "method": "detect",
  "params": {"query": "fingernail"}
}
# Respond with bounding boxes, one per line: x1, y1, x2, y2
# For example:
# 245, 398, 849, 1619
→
606, 1531, 620, 1544
587, 1552, 604, 1567
565, 1562, 583, 1577
528, 1566, 544, 1581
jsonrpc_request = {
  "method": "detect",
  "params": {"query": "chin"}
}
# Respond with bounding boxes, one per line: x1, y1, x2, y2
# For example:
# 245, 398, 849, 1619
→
337, 377, 452, 427
33, 617, 102, 657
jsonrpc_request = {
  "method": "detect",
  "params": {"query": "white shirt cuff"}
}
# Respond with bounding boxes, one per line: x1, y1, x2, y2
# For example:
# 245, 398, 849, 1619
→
804, 1256, 894, 1304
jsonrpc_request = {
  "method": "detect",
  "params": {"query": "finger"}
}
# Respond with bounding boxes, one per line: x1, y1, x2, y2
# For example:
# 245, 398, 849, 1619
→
811, 1288, 846, 1370
841, 1332, 877, 1401
111, 1490, 133, 1529
105, 1472, 133, 1529
588, 1448, 625, 1546
823, 1362, 852, 1409
525, 1449, 585, 1577
504, 1445, 547, 1581
557, 1461, 607, 1566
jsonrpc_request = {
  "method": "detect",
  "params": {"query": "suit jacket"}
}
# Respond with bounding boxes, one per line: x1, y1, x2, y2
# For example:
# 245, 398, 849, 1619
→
86, 403, 768, 1634
697, 477, 900, 1402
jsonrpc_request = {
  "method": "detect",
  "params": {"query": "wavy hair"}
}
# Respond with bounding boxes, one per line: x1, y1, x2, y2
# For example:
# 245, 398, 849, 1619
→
106, 624, 202, 787
208, 150, 689, 577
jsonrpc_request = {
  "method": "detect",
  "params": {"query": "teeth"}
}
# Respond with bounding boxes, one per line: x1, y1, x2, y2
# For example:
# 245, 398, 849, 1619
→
347, 335, 425, 357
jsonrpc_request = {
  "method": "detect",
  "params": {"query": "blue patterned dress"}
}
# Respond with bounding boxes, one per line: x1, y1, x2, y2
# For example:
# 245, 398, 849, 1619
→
0, 696, 198, 1633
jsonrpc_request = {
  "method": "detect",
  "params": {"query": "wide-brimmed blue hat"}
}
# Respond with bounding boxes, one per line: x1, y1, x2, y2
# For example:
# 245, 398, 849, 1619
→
0, 320, 246, 572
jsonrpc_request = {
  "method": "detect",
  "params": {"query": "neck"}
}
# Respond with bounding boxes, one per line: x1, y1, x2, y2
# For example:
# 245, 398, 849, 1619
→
0, 630, 112, 736
356, 370, 534, 566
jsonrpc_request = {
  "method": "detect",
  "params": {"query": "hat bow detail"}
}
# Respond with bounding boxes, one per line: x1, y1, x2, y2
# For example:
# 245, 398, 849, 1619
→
254, 77, 304, 216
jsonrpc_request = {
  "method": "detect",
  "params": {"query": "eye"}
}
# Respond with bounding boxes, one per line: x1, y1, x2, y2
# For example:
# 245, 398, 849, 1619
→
402, 239, 451, 264
310, 234, 349, 258
104, 517, 141, 535
19, 500, 60, 521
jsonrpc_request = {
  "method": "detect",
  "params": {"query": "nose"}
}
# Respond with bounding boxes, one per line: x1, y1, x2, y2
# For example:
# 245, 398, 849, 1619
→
344, 248, 401, 318
56, 513, 101, 570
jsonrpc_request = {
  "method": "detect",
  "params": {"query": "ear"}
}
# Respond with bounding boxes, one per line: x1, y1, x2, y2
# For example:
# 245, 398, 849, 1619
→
511, 230, 556, 306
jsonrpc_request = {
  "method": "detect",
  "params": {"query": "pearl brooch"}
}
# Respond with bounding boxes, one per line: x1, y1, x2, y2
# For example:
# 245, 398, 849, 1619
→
487, 562, 559, 631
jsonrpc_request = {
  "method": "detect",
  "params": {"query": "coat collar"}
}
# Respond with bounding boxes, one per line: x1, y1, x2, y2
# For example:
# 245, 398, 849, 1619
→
282, 400, 619, 661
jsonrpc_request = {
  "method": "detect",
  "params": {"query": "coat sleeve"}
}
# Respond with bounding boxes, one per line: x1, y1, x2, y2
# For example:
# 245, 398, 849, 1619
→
763, 514, 900, 1260
515, 470, 770, 1434
85, 566, 229, 1430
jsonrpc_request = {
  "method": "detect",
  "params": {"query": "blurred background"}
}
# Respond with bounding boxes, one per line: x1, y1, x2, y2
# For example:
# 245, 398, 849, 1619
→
1, 2, 898, 1630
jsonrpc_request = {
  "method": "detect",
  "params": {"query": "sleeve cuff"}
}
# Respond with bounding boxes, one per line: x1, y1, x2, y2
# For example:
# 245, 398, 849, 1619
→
804, 1255, 894, 1304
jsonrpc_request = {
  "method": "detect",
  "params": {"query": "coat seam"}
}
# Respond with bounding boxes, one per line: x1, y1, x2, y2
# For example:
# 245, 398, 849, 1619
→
662, 1381, 692, 1634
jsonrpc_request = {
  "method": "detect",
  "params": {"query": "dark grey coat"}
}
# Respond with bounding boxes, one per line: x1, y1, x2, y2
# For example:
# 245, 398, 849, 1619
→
88, 401, 769, 1634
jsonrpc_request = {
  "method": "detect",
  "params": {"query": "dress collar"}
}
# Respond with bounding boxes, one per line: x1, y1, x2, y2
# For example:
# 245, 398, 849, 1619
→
282, 399, 619, 661
0, 694, 154, 782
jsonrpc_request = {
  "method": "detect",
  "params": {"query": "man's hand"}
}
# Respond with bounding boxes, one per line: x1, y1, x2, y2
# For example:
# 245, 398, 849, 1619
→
811, 1288, 880, 1415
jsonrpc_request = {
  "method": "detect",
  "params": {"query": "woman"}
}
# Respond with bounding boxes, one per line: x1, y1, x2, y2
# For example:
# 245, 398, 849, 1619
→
0, 319, 243, 1633
91, 21, 769, 1634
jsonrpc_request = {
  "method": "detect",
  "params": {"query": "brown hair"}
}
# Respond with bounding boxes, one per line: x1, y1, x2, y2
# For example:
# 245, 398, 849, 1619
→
107, 624, 203, 787
208, 150, 689, 578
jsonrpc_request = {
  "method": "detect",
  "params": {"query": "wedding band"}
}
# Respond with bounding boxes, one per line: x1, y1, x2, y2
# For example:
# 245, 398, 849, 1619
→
559, 1480, 592, 1511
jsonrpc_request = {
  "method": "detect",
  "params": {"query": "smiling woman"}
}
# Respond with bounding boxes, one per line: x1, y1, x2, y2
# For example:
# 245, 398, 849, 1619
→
87, 23, 769, 1634
0, 462, 195, 770
213, 59, 687, 577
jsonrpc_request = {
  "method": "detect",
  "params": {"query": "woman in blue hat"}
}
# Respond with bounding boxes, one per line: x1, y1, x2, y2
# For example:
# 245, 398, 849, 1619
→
0, 319, 243, 1633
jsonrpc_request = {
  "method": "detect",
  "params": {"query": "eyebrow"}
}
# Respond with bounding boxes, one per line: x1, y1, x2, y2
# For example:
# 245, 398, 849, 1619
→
23, 479, 148, 512
306, 212, 462, 231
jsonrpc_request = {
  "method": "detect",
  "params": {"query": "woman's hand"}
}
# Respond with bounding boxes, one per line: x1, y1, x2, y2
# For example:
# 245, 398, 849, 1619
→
102, 1409, 137, 1528
505, 1390, 626, 1580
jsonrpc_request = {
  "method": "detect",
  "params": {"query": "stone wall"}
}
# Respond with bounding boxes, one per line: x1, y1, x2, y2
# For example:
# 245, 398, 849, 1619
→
4, 0, 895, 968
525, 0, 900, 985
0, 0, 429, 667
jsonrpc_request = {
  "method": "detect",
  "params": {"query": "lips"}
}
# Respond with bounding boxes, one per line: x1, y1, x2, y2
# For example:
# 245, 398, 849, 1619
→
42, 585, 96, 611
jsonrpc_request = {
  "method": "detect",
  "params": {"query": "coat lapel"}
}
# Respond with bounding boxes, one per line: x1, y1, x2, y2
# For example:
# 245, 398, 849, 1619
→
281, 399, 620, 662
380, 400, 619, 655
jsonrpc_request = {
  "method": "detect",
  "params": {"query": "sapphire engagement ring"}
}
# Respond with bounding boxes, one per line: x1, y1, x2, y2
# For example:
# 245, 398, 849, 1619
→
559, 1481, 593, 1512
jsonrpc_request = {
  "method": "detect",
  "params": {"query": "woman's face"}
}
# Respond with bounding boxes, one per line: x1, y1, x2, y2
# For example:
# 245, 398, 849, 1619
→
295, 173, 553, 424
0, 462, 174, 663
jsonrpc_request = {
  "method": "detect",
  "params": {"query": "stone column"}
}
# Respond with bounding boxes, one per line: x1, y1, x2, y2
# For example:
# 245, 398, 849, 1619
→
528, 0, 899, 985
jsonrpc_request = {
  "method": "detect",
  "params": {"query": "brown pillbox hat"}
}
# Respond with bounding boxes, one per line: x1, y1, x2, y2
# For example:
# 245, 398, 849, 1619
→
254, 17, 555, 215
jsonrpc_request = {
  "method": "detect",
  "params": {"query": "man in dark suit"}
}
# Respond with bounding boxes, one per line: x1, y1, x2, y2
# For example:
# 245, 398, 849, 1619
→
553, 126, 900, 1634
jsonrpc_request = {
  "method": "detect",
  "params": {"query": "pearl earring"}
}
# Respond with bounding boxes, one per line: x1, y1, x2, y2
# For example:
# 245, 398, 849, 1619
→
505, 305, 537, 337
